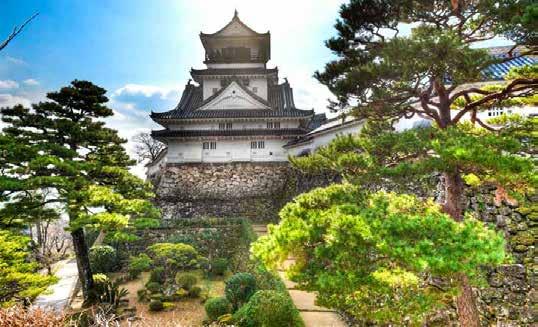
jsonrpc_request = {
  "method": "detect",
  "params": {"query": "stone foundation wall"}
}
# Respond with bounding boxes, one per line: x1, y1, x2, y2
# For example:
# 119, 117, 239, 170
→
464, 187, 536, 326
155, 162, 294, 222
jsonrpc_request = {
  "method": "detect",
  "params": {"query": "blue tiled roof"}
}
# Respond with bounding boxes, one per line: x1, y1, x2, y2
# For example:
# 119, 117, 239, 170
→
482, 55, 536, 80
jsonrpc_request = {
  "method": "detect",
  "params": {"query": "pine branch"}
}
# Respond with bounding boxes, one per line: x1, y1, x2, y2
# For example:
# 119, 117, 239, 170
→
0, 13, 39, 52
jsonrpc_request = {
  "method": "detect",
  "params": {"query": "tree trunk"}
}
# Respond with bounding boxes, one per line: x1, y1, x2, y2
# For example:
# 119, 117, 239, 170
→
443, 170, 481, 327
71, 227, 96, 305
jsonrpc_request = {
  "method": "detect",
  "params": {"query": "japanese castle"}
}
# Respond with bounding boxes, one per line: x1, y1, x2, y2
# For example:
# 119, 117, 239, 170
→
150, 11, 321, 164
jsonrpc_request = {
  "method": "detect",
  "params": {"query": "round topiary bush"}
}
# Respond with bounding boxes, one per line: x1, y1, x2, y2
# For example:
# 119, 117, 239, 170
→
149, 266, 165, 284
145, 281, 161, 294
175, 272, 198, 291
225, 273, 257, 310
205, 297, 232, 321
127, 254, 153, 279
232, 290, 303, 327
149, 299, 164, 312
211, 258, 229, 276
89, 245, 117, 273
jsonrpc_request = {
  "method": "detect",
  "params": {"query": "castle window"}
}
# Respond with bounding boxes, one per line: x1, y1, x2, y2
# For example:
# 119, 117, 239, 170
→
267, 122, 280, 129
203, 142, 217, 150
252, 87, 258, 93
219, 123, 233, 130
212, 88, 218, 94
252, 141, 265, 149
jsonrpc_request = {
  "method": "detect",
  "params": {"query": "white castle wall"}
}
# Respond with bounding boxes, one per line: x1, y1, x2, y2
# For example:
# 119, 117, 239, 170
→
167, 139, 288, 163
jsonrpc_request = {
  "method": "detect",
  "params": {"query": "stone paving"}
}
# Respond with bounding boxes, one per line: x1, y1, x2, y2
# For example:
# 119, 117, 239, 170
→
32, 258, 79, 312
253, 224, 346, 327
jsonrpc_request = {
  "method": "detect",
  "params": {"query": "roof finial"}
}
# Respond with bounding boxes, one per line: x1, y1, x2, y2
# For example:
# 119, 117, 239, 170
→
234, 9, 238, 18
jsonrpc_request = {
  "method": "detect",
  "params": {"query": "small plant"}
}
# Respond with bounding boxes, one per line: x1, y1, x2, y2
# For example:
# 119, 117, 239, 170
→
205, 297, 232, 321
137, 289, 149, 302
175, 272, 198, 291
128, 254, 153, 279
175, 288, 189, 299
145, 282, 161, 294
162, 302, 175, 311
232, 290, 303, 327
211, 258, 229, 276
89, 245, 118, 273
149, 300, 164, 312
189, 285, 202, 298
149, 266, 165, 284
225, 272, 257, 310
92, 274, 129, 309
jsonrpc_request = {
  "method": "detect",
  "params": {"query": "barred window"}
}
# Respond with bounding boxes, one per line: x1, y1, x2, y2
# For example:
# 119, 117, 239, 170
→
267, 122, 280, 129
219, 123, 233, 130
203, 142, 217, 150
251, 141, 265, 149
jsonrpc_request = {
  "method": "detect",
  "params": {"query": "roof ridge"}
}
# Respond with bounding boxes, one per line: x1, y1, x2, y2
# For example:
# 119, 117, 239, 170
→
200, 11, 268, 37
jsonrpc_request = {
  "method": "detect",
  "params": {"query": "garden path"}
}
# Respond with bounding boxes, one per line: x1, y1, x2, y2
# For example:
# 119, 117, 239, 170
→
32, 258, 79, 312
252, 224, 346, 327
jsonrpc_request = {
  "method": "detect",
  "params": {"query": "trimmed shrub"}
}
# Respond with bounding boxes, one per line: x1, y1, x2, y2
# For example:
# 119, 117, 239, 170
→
175, 272, 198, 291
89, 245, 117, 273
137, 289, 149, 302
211, 258, 229, 276
149, 266, 165, 284
148, 243, 206, 271
205, 297, 232, 321
149, 300, 164, 312
189, 285, 202, 298
232, 290, 303, 327
225, 273, 257, 310
127, 254, 153, 279
145, 282, 161, 294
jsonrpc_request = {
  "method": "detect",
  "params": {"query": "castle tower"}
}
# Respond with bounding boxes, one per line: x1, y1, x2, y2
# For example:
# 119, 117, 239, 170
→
150, 11, 313, 164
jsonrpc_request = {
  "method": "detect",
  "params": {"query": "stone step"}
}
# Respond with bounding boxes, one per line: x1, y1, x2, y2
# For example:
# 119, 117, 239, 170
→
278, 271, 297, 289
288, 290, 334, 312
300, 312, 347, 327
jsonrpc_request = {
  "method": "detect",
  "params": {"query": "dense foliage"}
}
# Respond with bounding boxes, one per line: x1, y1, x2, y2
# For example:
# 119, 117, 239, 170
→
233, 290, 304, 327
252, 185, 506, 325
0, 80, 160, 302
89, 245, 118, 274
224, 273, 258, 310
0, 231, 57, 306
307, 2, 536, 322
127, 254, 153, 279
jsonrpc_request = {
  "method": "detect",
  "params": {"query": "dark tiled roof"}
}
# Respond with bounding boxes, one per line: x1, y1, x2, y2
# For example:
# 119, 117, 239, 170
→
191, 67, 278, 76
152, 128, 307, 138
200, 11, 269, 38
151, 80, 313, 121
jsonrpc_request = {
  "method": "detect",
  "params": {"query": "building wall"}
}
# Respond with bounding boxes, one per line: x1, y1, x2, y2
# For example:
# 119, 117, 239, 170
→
166, 139, 288, 163
286, 121, 365, 156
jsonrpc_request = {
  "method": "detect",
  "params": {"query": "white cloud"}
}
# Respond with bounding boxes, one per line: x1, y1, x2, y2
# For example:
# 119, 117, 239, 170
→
23, 78, 39, 86
0, 80, 19, 89
5, 56, 26, 65
113, 84, 181, 99
0, 93, 32, 107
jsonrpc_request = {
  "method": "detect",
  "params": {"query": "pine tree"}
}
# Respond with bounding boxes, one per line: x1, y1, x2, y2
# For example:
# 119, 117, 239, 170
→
310, 1, 536, 325
0, 80, 159, 304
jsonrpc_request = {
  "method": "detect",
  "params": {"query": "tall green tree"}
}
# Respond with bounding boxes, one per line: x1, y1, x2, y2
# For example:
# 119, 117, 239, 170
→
0, 80, 159, 303
308, 1, 536, 325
